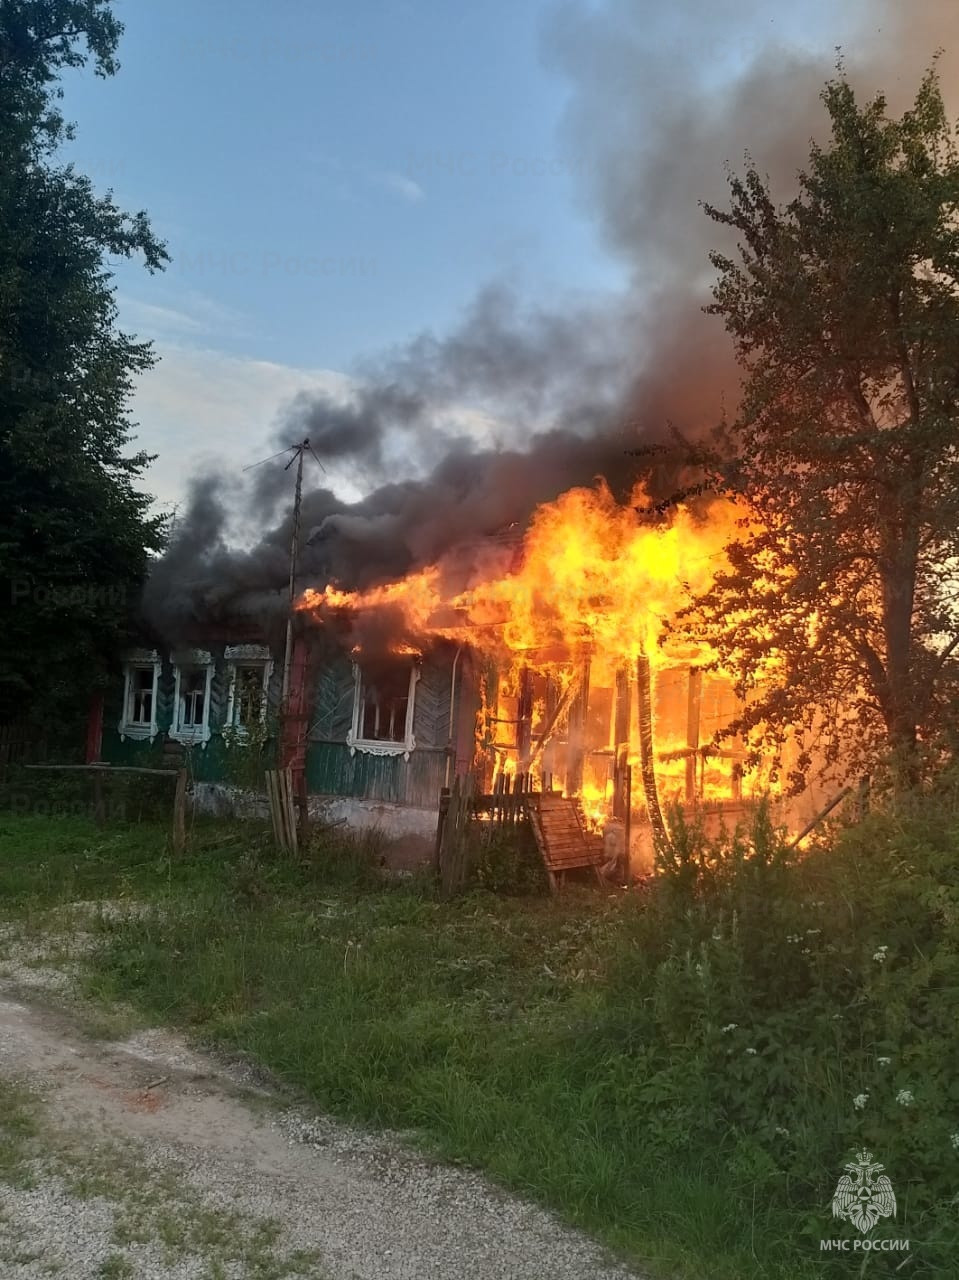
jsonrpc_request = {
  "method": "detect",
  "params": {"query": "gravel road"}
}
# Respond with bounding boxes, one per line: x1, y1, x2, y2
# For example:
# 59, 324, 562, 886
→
0, 990, 643, 1279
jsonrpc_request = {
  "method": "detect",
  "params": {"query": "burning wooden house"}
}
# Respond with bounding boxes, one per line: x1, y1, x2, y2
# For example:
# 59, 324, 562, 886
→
96, 481, 824, 867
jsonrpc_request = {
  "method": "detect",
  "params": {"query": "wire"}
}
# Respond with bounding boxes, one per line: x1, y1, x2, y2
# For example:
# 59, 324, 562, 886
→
242, 447, 298, 473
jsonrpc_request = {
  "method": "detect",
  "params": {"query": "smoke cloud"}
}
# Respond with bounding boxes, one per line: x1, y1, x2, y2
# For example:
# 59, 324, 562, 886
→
141, 0, 959, 645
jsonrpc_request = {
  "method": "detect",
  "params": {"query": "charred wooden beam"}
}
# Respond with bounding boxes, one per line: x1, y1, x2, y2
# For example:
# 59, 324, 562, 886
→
613, 665, 630, 820
564, 656, 591, 798
516, 665, 534, 771
685, 667, 703, 804
529, 675, 579, 770
636, 653, 670, 849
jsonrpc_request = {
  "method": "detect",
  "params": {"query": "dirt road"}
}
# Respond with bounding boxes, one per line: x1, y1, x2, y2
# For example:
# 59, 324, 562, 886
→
0, 989, 641, 1279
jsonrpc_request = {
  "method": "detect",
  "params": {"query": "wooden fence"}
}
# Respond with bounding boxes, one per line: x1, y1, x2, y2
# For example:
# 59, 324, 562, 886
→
434, 772, 536, 898
0, 721, 44, 775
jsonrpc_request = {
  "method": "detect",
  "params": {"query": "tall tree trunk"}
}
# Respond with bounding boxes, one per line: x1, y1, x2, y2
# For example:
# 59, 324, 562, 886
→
881, 505, 920, 789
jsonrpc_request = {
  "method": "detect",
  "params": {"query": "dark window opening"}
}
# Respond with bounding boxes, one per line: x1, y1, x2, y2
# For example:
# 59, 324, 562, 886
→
178, 668, 207, 730
127, 667, 154, 726
233, 665, 266, 728
358, 666, 411, 743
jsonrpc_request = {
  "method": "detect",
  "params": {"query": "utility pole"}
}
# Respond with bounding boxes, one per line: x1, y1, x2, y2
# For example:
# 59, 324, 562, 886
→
244, 438, 323, 709
281, 438, 309, 708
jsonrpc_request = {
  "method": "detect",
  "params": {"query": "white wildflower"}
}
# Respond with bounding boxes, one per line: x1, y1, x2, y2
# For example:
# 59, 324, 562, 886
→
877, 1056, 891, 1067
896, 1089, 914, 1107
775, 1126, 790, 1138
853, 1093, 869, 1111
721, 1023, 738, 1033
805, 928, 821, 936
745, 1047, 758, 1056
873, 946, 889, 963
951, 1133, 959, 1151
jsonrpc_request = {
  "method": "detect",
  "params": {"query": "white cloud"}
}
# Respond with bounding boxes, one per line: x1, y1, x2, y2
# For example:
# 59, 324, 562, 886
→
126, 342, 354, 511
374, 170, 425, 203
117, 289, 251, 342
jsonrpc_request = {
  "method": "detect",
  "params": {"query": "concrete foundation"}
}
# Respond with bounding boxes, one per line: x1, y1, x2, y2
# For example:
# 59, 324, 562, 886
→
191, 783, 438, 868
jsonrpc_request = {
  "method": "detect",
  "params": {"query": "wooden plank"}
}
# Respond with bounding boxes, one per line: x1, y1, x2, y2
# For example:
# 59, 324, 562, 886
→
283, 767, 299, 857
265, 769, 283, 848
528, 792, 604, 886
172, 768, 187, 856
25, 764, 179, 776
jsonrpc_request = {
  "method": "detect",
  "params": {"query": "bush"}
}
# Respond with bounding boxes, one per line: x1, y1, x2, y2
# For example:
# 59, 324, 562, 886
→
595, 795, 959, 1273
471, 825, 548, 895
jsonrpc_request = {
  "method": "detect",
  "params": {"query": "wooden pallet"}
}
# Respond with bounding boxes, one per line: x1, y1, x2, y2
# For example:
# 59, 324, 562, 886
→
527, 793, 605, 890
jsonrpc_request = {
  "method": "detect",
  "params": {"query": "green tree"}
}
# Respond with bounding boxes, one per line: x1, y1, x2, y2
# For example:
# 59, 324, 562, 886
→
0, 1, 168, 730
676, 66, 959, 790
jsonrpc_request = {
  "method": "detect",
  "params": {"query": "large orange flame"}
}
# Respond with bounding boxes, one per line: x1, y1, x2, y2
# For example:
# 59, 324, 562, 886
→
298, 482, 765, 828
298, 482, 739, 673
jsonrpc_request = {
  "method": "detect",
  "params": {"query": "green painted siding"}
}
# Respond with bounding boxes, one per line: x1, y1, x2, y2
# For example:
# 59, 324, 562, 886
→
102, 647, 279, 782
306, 651, 455, 806
102, 644, 459, 809
305, 742, 448, 808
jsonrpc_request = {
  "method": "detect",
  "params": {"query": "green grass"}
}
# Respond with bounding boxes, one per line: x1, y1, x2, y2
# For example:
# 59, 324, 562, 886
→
1, 798, 956, 1279
0, 1078, 40, 1187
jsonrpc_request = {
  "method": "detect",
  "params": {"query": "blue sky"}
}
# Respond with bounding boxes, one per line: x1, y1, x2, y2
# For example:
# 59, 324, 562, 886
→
56, 0, 882, 510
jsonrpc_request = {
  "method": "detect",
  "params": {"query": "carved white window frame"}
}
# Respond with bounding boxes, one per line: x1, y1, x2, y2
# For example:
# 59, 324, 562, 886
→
171, 650, 214, 745
347, 661, 419, 759
119, 650, 161, 741
224, 644, 273, 737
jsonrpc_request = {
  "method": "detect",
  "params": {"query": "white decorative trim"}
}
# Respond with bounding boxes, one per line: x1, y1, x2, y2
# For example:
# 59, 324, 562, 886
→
172, 648, 212, 666
347, 662, 419, 760
119, 655, 162, 741
225, 644, 271, 661
171, 654, 214, 745
124, 647, 160, 665
225, 656, 274, 736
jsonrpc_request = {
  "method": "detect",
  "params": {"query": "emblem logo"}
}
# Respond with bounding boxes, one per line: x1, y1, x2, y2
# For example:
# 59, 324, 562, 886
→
832, 1150, 897, 1234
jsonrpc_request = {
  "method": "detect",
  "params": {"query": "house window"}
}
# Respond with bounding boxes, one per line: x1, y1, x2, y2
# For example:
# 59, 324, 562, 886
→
128, 668, 155, 725
347, 661, 419, 758
224, 646, 273, 735
119, 651, 161, 740
229, 665, 269, 729
172, 655, 213, 744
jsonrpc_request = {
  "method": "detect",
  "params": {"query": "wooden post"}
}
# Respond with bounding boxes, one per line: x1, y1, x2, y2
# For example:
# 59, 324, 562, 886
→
857, 774, 871, 820
565, 656, 591, 798
434, 786, 451, 878
516, 666, 533, 772
295, 768, 310, 852
624, 764, 632, 887
92, 773, 106, 827
636, 654, 670, 850
613, 666, 630, 819
85, 692, 104, 765
540, 676, 557, 782
172, 768, 187, 855
685, 667, 702, 804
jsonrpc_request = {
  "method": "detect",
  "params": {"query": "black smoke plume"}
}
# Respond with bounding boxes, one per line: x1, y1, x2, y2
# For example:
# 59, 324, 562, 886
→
141, 0, 959, 646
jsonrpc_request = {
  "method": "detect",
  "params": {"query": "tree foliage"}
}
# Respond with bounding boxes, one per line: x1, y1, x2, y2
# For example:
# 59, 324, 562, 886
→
0, 1, 168, 728
675, 66, 959, 790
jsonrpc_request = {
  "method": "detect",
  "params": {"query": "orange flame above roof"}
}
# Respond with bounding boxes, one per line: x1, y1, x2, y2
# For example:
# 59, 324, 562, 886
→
297, 481, 742, 680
